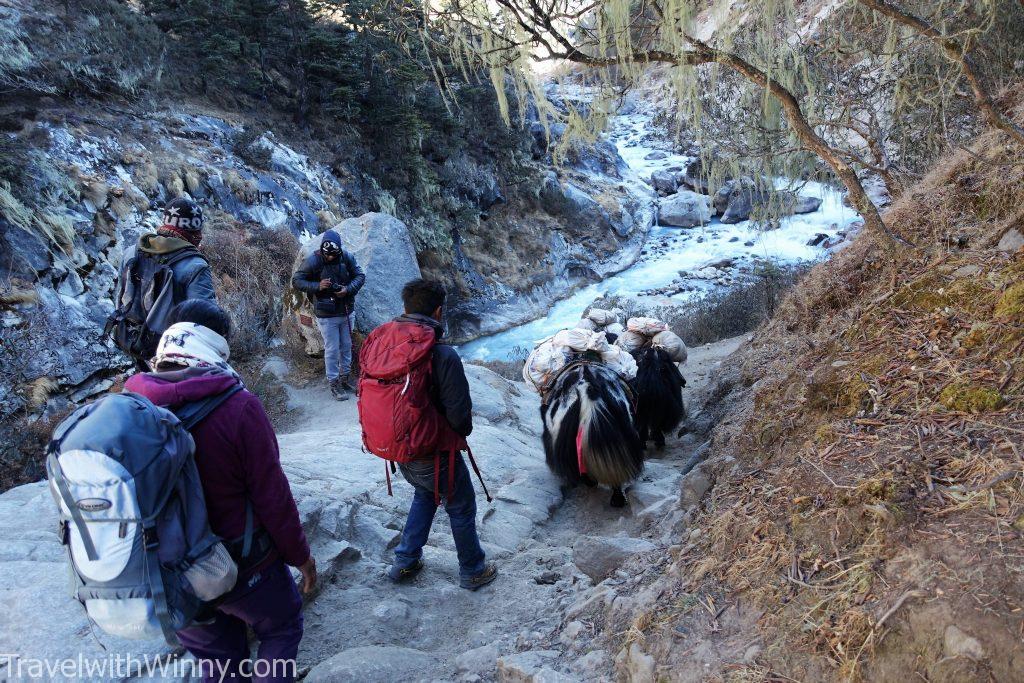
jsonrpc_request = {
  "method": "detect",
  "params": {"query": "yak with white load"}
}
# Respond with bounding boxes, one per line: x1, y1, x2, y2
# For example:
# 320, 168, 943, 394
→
522, 322, 642, 507
617, 317, 688, 451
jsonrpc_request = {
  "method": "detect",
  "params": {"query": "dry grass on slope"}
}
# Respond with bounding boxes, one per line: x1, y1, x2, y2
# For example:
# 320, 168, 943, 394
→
615, 121, 1024, 680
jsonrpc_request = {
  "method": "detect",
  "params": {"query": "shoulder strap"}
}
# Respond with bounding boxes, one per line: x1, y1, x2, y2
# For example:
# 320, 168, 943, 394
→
173, 384, 244, 431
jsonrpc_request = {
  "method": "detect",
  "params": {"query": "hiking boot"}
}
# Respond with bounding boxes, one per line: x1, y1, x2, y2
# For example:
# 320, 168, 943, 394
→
388, 559, 424, 583
329, 379, 349, 401
460, 563, 498, 591
338, 375, 355, 394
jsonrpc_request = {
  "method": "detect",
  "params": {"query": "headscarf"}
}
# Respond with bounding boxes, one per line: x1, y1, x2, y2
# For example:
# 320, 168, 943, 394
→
151, 322, 238, 378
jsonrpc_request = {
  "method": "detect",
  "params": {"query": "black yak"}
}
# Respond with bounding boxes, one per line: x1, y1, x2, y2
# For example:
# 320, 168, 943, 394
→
633, 347, 687, 450
541, 360, 643, 507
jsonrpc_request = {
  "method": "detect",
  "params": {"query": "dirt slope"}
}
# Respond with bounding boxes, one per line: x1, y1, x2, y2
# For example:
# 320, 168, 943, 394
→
590, 103, 1024, 681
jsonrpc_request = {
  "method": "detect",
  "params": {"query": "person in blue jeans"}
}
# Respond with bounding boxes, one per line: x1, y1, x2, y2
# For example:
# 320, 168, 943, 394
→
291, 230, 365, 401
388, 279, 498, 590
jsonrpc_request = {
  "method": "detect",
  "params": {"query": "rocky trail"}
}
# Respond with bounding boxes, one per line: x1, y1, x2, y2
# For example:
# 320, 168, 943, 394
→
271, 335, 742, 681
0, 334, 742, 682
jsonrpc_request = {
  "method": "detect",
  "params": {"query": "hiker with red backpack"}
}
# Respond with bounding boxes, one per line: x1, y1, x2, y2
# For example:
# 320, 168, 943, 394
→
358, 279, 497, 590
124, 300, 315, 682
107, 197, 217, 370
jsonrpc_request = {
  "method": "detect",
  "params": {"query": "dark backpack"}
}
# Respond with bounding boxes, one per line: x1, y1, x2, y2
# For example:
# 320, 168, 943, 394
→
105, 247, 204, 362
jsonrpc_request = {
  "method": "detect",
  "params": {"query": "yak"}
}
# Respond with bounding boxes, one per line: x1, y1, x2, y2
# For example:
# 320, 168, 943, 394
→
541, 359, 643, 507
632, 346, 687, 451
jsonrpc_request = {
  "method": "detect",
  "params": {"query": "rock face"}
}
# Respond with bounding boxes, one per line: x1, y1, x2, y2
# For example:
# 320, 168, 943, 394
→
0, 108, 377, 465
297, 212, 422, 332
572, 535, 657, 582
658, 190, 712, 227
539, 173, 618, 236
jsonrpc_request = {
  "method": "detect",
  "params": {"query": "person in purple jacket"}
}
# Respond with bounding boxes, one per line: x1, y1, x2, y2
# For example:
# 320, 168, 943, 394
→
124, 299, 316, 683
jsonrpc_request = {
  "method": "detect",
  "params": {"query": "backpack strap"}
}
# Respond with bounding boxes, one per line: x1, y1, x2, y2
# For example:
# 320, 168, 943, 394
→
46, 451, 100, 562
143, 527, 178, 645
173, 384, 243, 431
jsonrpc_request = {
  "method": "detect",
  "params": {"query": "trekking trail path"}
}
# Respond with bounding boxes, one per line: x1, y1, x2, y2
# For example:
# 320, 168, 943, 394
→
0, 335, 741, 682
280, 335, 742, 681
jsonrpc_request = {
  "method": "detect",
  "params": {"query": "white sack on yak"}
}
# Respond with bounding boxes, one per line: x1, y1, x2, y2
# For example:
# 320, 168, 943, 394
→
522, 328, 637, 393
626, 317, 669, 336
651, 330, 687, 363
586, 308, 619, 327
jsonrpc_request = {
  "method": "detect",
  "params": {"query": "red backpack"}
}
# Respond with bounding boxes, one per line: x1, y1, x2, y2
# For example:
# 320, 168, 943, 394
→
357, 320, 490, 501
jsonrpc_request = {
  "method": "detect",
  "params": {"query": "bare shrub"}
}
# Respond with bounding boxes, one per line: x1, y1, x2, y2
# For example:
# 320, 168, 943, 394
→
230, 128, 273, 171
468, 344, 529, 381
203, 217, 299, 360
591, 264, 809, 347
0, 407, 72, 492
665, 265, 809, 346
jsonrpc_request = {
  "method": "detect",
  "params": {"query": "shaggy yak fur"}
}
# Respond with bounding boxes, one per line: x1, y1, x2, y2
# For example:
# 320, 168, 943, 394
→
541, 360, 643, 507
633, 347, 686, 450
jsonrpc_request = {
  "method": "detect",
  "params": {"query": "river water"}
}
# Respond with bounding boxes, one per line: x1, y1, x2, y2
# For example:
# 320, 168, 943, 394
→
460, 110, 861, 361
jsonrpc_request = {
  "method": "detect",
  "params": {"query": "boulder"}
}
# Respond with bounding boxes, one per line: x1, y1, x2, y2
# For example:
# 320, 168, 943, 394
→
679, 467, 713, 508
538, 173, 617, 236
785, 193, 822, 215
305, 646, 436, 682
943, 625, 985, 660
658, 190, 712, 228
302, 213, 421, 332
998, 228, 1024, 252
614, 643, 656, 683
806, 233, 829, 247
650, 170, 678, 195
714, 176, 771, 223
497, 650, 576, 682
572, 535, 656, 582
456, 643, 501, 677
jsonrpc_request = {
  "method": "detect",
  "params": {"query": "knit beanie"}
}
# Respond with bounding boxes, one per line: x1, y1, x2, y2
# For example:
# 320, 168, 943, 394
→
162, 197, 205, 232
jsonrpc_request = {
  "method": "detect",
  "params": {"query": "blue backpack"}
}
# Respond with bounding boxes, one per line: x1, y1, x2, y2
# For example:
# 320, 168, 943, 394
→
46, 388, 246, 644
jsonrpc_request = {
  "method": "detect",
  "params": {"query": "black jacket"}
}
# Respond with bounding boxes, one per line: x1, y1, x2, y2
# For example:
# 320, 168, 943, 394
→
396, 314, 473, 438
292, 247, 365, 318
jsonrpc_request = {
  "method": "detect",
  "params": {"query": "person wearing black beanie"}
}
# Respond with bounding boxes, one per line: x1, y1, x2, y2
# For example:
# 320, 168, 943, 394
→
108, 196, 217, 369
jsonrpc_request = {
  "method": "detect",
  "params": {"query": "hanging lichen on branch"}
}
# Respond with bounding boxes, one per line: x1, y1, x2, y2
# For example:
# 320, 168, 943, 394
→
410, 0, 1023, 247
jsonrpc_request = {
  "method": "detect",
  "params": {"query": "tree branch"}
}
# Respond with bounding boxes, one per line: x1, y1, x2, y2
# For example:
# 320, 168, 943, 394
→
856, 0, 1024, 148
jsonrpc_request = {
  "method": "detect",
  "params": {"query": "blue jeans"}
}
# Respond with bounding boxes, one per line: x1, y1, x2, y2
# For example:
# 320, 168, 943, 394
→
316, 315, 352, 381
395, 453, 486, 579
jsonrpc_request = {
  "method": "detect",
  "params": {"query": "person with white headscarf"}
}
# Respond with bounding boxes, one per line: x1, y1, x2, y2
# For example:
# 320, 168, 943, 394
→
124, 300, 315, 682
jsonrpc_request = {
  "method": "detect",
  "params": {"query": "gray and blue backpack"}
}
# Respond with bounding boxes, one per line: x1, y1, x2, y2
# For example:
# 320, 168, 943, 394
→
46, 389, 244, 644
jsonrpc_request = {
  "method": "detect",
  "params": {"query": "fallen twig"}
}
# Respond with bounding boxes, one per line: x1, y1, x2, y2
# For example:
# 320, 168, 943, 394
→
875, 589, 926, 631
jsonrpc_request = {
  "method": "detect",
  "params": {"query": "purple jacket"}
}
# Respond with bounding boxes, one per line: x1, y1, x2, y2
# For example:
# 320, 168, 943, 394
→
124, 372, 311, 569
